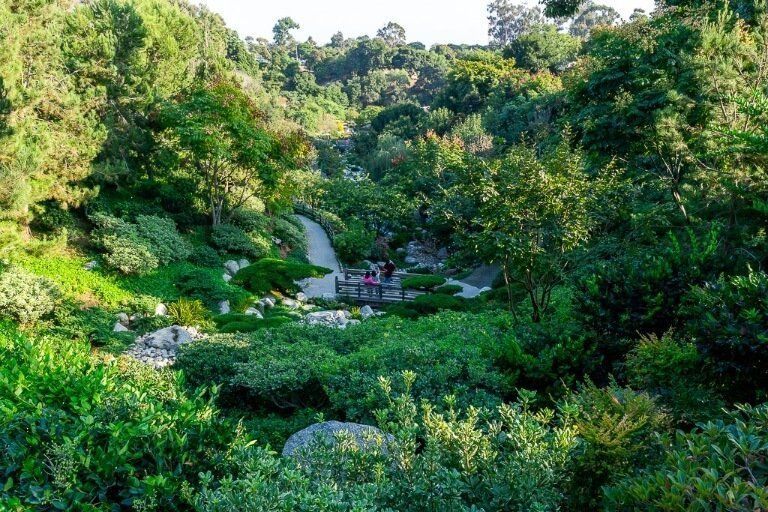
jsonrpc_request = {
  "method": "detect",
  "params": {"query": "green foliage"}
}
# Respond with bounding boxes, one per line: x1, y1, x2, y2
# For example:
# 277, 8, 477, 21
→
233, 258, 331, 296
625, 333, 724, 425
682, 270, 768, 401
401, 275, 447, 290
176, 268, 251, 310
214, 314, 296, 334
189, 244, 222, 267
272, 216, 306, 252
211, 224, 272, 259
167, 298, 210, 327
134, 214, 192, 264
333, 223, 376, 263
605, 403, 768, 511
0, 267, 60, 325
102, 235, 159, 275
505, 24, 581, 72
564, 380, 671, 510
0, 324, 246, 510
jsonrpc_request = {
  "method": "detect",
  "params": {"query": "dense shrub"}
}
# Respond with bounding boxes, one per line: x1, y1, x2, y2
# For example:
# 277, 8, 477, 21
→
625, 333, 723, 424
0, 266, 60, 324
564, 380, 671, 510
195, 377, 577, 512
604, 403, 768, 510
30, 201, 78, 237
135, 214, 192, 264
0, 324, 246, 510
681, 270, 768, 402
102, 235, 160, 274
233, 258, 331, 296
333, 223, 375, 263
272, 216, 306, 252
176, 269, 251, 310
211, 224, 272, 259
230, 208, 270, 233
189, 244, 222, 267
410, 293, 470, 313
401, 275, 447, 290
214, 313, 296, 334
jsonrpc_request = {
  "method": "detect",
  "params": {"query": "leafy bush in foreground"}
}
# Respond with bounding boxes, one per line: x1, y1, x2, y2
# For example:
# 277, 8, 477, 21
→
211, 224, 272, 259
0, 266, 60, 324
233, 258, 331, 296
604, 403, 768, 511
0, 324, 243, 510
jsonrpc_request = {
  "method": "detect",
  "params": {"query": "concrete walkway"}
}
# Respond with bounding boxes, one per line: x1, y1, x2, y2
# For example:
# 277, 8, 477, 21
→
296, 215, 343, 298
449, 264, 501, 299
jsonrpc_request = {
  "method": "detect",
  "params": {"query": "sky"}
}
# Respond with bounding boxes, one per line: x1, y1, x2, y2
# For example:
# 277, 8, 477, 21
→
198, 0, 656, 47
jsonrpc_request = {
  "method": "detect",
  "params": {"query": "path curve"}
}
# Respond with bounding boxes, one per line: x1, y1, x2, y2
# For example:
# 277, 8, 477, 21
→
447, 264, 500, 299
296, 215, 343, 298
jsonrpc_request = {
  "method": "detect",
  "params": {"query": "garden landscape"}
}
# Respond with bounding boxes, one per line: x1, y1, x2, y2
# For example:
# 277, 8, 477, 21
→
0, 0, 767, 509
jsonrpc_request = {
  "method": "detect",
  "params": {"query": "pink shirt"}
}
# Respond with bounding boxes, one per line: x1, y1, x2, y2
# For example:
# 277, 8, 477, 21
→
363, 276, 376, 286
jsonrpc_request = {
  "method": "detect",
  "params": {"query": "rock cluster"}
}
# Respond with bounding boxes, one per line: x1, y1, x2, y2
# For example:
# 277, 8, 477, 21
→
124, 325, 203, 369
304, 310, 360, 329
399, 241, 449, 271
223, 259, 250, 281
282, 421, 393, 458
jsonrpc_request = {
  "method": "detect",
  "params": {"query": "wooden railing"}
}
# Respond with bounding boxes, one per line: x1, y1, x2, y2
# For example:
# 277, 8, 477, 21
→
335, 275, 426, 304
294, 202, 339, 239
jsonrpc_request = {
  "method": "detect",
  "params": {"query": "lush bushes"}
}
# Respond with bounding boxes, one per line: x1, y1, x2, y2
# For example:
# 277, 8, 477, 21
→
0, 324, 245, 510
401, 275, 447, 290
91, 213, 191, 275
0, 267, 60, 324
333, 223, 375, 263
176, 269, 251, 310
233, 258, 331, 296
211, 224, 272, 259
435, 284, 463, 295
272, 216, 306, 252
604, 403, 768, 510
682, 270, 768, 402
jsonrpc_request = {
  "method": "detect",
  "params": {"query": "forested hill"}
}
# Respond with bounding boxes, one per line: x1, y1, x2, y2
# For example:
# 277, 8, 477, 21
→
1, 0, 768, 510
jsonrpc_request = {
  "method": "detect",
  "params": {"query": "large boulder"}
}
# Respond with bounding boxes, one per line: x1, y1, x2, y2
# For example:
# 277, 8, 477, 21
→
360, 305, 375, 319
237, 258, 250, 270
113, 322, 130, 333
305, 310, 348, 328
116, 312, 130, 326
282, 421, 392, 458
224, 260, 240, 277
296, 292, 308, 303
154, 303, 168, 316
245, 308, 263, 319
218, 300, 231, 314
144, 325, 193, 350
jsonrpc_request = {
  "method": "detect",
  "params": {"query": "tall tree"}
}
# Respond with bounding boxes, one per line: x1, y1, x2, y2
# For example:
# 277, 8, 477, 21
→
569, 2, 621, 38
487, 0, 547, 47
273, 17, 300, 49
377, 22, 407, 46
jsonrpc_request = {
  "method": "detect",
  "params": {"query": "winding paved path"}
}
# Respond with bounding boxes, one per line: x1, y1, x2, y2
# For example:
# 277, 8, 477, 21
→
296, 215, 343, 298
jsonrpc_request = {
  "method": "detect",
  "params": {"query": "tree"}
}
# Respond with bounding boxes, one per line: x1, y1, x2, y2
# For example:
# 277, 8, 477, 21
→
330, 31, 345, 48
487, 0, 547, 47
506, 23, 581, 72
569, 2, 621, 38
377, 22, 407, 46
162, 82, 304, 225
457, 139, 618, 322
273, 17, 300, 49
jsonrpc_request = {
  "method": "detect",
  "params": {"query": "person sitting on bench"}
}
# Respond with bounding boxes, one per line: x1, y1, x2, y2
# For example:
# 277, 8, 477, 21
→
362, 271, 377, 295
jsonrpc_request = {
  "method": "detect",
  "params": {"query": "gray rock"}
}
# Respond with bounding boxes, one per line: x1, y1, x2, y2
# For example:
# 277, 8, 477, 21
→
437, 247, 449, 259
305, 310, 348, 328
404, 256, 418, 265
154, 303, 168, 316
222, 273, 232, 283
261, 297, 275, 309
218, 300, 231, 315
282, 421, 392, 458
116, 312, 130, 326
144, 326, 193, 350
296, 292, 308, 303
113, 322, 130, 333
83, 260, 99, 271
237, 258, 250, 270
282, 298, 300, 310
245, 308, 263, 319
359, 305, 375, 319
224, 260, 240, 277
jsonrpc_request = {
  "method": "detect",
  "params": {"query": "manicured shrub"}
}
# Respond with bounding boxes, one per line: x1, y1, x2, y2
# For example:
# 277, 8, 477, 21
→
0, 266, 60, 324
214, 314, 295, 334
272, 216, 306, 251
604, 403, 768, 511
681, 270, 768, 402
233, 258, 331, 296
410, 293, 469, 314
101, 235, 159, 275
135, 214, 192, 264
230, 208, 270, 233
401, 275, 447, 290
189, 244, 222, 267
211, 224, 272, 259
176, 269, 251, 310
434, 284, 463, 295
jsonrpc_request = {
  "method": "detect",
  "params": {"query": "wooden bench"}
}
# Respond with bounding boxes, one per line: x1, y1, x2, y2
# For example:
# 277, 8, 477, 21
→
334, 276, 425, 304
